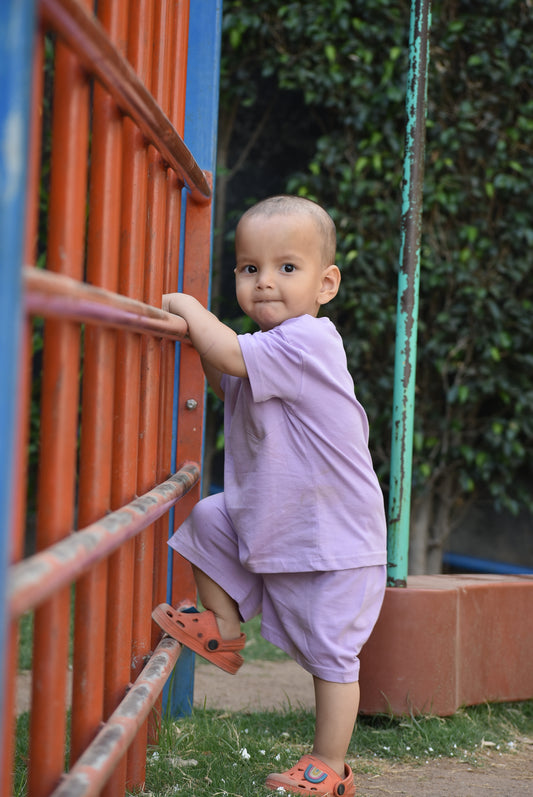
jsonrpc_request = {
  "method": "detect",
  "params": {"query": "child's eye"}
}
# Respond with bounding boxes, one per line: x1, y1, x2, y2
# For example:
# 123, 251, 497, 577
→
242, 264, 257, 273
281, 263, 295, 273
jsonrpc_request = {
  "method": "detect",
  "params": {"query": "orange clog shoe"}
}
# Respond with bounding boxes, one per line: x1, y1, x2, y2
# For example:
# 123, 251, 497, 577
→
265, 754, 356, 796
151, 601, 246, 674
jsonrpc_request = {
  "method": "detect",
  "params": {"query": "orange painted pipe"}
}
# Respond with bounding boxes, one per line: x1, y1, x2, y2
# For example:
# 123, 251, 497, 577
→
103, 1, 153, 791
52, 637, 182, 797
23, 266, 189, 339
70, 0, 127, 765
28, 28, 90, 797
171, 179, 214, 607
9, 465, 200, 621
128, 0, 174, 783
152, 0, 190, 646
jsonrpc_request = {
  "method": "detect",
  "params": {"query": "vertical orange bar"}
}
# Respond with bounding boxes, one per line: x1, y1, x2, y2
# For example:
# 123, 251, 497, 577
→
152, 0, 190, 626
173, 0, 190, 137
70, 0, 127, 766
127, 0, 172, 785
103, 1, 153, 794
150, 4, 190, 738
1, 26, 45, 797
171, 181, 213, 607
28, 34, 90, 797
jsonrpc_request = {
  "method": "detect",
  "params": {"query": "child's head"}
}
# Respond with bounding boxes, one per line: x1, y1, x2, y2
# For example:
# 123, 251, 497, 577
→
234, 195, 341, 332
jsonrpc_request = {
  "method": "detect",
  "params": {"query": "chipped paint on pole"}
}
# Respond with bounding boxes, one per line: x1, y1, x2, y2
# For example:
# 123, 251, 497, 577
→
388, 0, 432, 587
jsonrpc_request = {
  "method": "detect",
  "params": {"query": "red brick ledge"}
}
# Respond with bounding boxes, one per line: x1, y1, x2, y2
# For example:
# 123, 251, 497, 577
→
358, 574, 533, 716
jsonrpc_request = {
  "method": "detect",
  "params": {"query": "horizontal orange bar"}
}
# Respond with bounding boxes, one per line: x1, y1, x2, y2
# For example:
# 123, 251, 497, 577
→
50, 636, 181, 797
8, 462, 200, 620
39, 0, 211, 203
24, 266, 189, 339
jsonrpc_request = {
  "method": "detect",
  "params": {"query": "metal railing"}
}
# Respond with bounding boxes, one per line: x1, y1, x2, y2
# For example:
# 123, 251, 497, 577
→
1, 1, 221, 794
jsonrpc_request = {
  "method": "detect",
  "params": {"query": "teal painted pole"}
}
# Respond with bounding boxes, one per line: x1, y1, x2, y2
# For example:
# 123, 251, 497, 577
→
388, 0, 431, 587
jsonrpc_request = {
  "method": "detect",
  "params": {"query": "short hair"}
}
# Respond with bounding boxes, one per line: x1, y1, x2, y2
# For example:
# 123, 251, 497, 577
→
238, 195, 337, 266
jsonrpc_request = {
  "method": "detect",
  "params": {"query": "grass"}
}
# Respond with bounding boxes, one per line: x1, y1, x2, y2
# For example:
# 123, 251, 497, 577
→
15, 609, 533, 796
141, 701, 533, 796
240, 615, 289, 662
18, 612, 34, 670
14, 699, 533, 797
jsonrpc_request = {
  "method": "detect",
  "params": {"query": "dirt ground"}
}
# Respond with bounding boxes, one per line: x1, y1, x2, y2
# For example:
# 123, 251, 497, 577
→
17, 661, 533, 795
194, 659, 533, 797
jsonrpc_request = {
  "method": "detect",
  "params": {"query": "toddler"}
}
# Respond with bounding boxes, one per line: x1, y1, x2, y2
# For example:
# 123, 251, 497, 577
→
153, 195, 387, 796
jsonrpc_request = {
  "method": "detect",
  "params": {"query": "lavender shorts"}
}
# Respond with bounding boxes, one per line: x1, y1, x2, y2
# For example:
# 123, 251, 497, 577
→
169, 493, 386, 683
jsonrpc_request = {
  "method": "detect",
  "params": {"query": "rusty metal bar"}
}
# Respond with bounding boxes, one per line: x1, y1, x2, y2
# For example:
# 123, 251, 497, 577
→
39, 0, 211, 203
50, 636, 182, 797
387, 0, 432, 587
9, 463, 199, 622
23, 265, 189, 339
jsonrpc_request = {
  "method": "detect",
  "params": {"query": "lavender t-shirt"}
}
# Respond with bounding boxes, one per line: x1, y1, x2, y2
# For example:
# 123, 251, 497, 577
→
220, 314, 387, 573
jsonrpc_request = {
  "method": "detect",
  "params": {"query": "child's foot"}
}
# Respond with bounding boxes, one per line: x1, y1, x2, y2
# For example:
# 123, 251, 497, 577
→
151, 601, 246, 674
265, 754, 355, 795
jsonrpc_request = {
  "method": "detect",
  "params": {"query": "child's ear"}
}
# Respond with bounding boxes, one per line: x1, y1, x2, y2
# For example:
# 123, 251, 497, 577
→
318, 264, 341, 305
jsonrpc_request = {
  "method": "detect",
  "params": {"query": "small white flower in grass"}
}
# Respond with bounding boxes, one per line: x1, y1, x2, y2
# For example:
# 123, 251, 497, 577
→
275, 753, 281, 761
240, 747, 251, 761
276, 788, 287, 794
151, 752, 160, 761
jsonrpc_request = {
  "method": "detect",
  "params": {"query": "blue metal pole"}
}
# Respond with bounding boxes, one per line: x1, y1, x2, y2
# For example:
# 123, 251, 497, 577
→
165, 0, 223, 718
0, 0, 36, 752
387, 0, 432, 587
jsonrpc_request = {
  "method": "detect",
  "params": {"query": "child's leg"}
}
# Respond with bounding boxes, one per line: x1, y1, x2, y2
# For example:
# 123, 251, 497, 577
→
312, 677, 360, 777
192, 564, 242, 640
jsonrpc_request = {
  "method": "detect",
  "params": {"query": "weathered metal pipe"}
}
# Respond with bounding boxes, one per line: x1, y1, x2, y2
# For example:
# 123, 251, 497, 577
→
50, 636, 182, 797
387, 0, 432, 587
8, 463, 199, 620
24, 265, 189, 339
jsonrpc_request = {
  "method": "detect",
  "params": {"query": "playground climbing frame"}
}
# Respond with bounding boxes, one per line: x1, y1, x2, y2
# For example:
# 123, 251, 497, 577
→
0, 1, 222, 795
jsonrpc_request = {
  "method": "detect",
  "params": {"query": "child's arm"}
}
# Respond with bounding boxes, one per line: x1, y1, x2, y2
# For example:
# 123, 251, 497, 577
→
163, 293, 247, 398
200, 356, 225, 399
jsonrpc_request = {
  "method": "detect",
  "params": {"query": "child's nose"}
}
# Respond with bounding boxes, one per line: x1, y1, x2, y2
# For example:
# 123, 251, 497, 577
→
256, 270, 274, 288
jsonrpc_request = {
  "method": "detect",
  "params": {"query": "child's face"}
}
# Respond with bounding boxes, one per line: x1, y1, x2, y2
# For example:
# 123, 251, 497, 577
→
234, 213, 336, 332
